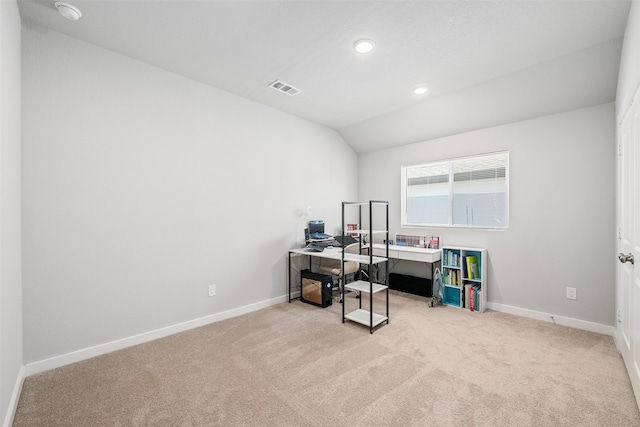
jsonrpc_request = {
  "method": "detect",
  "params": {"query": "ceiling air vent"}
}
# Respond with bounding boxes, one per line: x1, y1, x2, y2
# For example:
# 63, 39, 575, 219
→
269, 80, 302, 97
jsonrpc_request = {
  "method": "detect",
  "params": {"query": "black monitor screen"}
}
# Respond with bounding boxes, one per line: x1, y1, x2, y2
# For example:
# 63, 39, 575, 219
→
308, 220, 324, 236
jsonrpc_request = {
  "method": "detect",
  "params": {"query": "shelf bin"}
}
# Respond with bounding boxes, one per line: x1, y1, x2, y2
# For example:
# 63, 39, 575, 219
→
442, 286, 461, 308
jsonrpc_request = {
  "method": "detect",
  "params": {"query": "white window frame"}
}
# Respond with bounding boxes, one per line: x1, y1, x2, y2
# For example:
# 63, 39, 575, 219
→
401, 151, 509, 229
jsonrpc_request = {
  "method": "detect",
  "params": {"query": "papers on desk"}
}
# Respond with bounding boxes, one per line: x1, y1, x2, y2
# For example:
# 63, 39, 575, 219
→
394, 234, 441, 249
305, 243, 325, 252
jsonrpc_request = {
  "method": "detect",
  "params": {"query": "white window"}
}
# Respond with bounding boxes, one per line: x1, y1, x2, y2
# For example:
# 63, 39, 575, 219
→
401, 152, 509, 228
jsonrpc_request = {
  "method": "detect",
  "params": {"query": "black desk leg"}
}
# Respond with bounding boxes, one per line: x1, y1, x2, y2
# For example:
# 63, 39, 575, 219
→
288, 251, 292, 302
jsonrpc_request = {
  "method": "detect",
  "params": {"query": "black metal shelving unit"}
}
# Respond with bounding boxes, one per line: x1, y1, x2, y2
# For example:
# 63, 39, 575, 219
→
341, 200, 389, 333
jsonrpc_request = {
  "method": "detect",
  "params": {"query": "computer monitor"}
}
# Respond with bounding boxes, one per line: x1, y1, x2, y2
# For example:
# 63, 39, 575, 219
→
308, 220, 324, 236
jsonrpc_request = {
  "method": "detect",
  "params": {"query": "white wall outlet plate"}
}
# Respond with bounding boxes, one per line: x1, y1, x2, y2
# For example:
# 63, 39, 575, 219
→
208, 285, 216, 297
566, 287, 577, 300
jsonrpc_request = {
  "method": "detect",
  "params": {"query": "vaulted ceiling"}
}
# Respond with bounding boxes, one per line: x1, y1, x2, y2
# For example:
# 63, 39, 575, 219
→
18, 0, 631, 153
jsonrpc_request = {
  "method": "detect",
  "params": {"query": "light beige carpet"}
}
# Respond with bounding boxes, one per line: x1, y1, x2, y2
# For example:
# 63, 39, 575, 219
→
13, 291, 640, 426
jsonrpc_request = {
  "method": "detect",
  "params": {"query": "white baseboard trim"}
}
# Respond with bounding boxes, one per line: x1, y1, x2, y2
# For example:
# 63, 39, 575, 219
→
487, 302, 615, 336
24, 296, 614, 377
3, 365, 25, 427
25, 295, 287, 376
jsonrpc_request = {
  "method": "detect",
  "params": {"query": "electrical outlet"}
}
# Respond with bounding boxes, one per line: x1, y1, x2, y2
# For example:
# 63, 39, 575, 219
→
208, 285, 216, 297
566, 287, 577, 300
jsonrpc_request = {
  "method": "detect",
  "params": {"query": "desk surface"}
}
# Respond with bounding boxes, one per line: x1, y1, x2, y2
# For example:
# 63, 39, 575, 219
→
371, 243, 441, 263
290, 243, 441, 264
289, 246, 387, 265
290, 246, 343, 259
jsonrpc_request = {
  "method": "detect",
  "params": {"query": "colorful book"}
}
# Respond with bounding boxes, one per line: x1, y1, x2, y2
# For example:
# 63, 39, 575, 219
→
464, 284, 472, 308
427, 236, 440, 249
466, 256, 478, 280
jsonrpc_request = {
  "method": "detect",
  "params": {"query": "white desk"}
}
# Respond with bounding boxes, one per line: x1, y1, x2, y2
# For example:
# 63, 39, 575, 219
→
371, 243, 440, 263
287, 244, 441, 302
289, 246, 387, 264
287, 246, 387, 302
370, 244, 441, 302
290, 245, 439, 265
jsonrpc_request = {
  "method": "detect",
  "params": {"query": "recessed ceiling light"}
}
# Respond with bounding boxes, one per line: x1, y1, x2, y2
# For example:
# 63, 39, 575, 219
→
55, 2, 82, 21
413, 86, 428, 96
354, 39, 375, 54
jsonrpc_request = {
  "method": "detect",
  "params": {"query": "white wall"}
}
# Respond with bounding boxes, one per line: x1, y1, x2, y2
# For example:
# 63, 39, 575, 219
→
617, 0, 640, 115
359, 103, 616, 328
0, 0, 23, 425
21, 24, 357, 365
